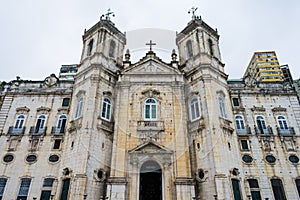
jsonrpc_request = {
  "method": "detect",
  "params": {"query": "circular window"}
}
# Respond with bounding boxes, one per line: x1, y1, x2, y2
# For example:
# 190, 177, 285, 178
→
289, 155, 299, 164
26, 154, 37, 163
3, 154, 14, 163
242, 155, 253, 163
265, 155, 276, 164
49, 155, 59, 163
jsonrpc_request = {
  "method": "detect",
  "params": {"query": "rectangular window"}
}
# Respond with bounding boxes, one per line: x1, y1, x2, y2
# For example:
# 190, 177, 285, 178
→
232, 98, 239, 106
61, 179, 70, 200
271, 179, 286, 200
17, 178, 31, 200
53, 140, 61, 150
296, 179, 300, 197
62, 98, 70, 107
241, 140, 249, 150
232, 179, 242, 200
0, 178, 7, 200
40, 178, 55, 200
248, 179, 262, 200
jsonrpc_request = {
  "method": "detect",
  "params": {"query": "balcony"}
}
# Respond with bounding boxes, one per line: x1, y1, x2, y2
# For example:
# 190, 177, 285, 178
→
97, 118, 114, 133
277, 127, 295, 136
8, 126, 26, 135
236, 126, 251, 135
137, 121, 164, 131
51, 126, 66, 134
29, 126, 47, 135
254, 125, 273, 135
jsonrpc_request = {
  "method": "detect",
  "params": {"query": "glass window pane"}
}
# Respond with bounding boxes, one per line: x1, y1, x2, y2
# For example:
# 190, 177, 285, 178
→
18, 178, 31, 196
0, 178, 7, 195
151, 105, 156, 118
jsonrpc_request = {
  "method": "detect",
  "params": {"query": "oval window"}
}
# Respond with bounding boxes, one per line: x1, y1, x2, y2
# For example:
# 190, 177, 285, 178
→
242, 155, 253, 163
265, 155, 276, 164
289, 155, 299, 164
3, 154, 14, 163
49, 155, 59, 163
26, 154, 37, 163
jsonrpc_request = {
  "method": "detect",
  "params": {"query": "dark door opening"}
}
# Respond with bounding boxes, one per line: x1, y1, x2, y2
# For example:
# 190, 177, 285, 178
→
139, 161, 162, 200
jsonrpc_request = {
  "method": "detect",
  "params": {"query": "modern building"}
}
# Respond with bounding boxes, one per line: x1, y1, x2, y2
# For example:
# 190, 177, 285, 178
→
281, 64, 294, 86
0, 11, 300, 200
59, 64, 78, 80
243, 51, 284, 83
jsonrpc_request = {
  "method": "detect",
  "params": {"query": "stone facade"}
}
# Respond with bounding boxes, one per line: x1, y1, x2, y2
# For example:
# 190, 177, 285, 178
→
0, 15, 299, 200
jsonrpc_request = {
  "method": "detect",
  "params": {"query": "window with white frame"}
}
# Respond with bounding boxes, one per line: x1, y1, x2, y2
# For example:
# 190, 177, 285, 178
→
256, 115, 267, 133
57, 114, 67, 133
0, 178, 7, 199
17, 178, 31, 200
190, 98, 200, 121
35, 115, 47, 133
75, 97, 83, 119
14, 114, 26, 129
277, 115, 288, 129
218, 96, 227, 118
144, 98, 157, 120
101, 97, 111, 121
235, 115, 245, 130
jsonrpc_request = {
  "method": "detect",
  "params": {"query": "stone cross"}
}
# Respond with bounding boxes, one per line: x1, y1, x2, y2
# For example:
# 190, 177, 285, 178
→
146, 40, 156, 51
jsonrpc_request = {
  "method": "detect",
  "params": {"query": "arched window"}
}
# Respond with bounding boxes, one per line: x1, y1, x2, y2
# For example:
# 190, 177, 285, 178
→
186, 40, 193, 58
218, 96, 227, 118
14, 115, 26, 129
75, 97, 83, 119
109, 40, 116, 58
57, 115, 67, 133
256, 115, 267, 134
190, 98, 200, 121
235, 115, 245, 130
277, 115, 288, 129
208, 38, 214, 56
144, 98, 157, 120
101, 97, 111, 121
87, 39, 94, 56
35, 115, 47, 133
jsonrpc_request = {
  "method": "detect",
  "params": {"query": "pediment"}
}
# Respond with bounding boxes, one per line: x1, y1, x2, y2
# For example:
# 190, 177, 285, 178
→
124, 57, 180, 75
128, 140, 173, 154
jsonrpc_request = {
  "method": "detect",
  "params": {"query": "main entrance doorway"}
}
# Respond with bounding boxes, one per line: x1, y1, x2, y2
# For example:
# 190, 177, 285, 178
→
139, 161, 162, 200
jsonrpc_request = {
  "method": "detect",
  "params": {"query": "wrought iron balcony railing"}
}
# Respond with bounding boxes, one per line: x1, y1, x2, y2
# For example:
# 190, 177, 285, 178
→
29, 126, 47, 135
8, 126, 26, 134
277, 127, 295, 135
51, 126, 66, 134
254, 125, 273, 135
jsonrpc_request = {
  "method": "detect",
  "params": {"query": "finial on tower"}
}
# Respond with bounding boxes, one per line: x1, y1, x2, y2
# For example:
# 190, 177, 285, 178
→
188, 7, 198, 20
100, 8, 115, 21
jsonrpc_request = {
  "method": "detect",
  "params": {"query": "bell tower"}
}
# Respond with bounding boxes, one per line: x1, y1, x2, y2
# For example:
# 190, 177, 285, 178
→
176, 8, 241, 200
80, 9, 126, 70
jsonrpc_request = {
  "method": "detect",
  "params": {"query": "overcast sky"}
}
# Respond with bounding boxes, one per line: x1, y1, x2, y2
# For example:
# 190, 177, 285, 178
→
0, 0, 299, 82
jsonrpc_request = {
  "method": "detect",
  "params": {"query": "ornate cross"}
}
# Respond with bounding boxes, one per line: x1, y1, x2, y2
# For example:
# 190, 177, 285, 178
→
188, 7, 198, 19
101, 8, 115, 20
146, 40, 156, 51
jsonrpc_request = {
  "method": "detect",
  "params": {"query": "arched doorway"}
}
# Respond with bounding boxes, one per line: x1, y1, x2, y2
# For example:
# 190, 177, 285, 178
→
139, 160, 162, 200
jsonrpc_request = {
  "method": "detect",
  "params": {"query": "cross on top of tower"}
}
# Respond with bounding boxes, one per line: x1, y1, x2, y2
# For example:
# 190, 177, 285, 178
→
188, 7, 198, 20
101, 8, 115, 21
146, 40, 156, 52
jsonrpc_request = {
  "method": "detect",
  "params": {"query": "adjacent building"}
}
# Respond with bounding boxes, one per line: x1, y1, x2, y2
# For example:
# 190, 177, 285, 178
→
243, 51, 284, 83
0, 12, 299, 200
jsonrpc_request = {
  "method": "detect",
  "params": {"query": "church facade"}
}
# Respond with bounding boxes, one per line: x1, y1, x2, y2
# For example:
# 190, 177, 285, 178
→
0, 13, 300, 200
